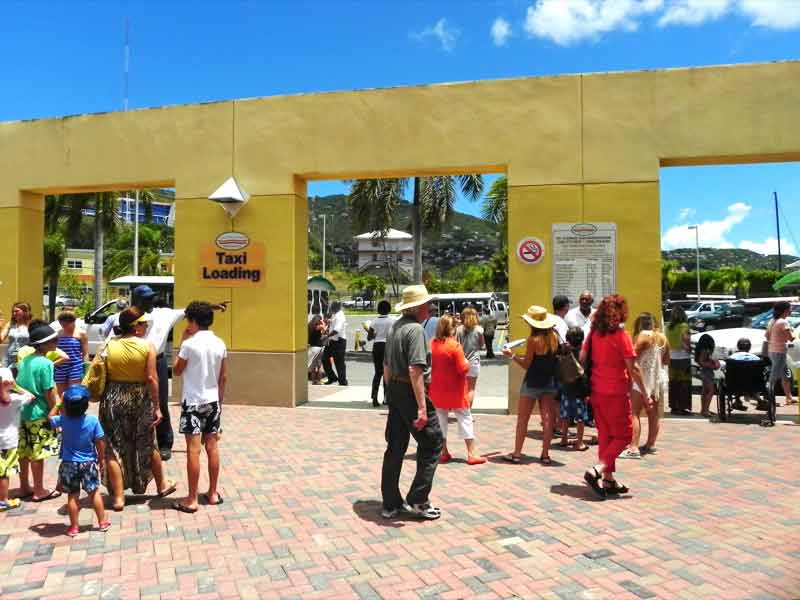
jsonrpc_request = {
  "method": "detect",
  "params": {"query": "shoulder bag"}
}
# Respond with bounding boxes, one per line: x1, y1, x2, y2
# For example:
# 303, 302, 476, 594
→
557, 345, 584, 385
82, 339, 112, 403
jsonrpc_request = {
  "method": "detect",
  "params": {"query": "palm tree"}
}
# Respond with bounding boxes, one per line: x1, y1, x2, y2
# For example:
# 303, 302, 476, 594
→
348, 175, 483, 282
661, 259, 679, 300
481, 176, 507, 231
709, 266, 751, 298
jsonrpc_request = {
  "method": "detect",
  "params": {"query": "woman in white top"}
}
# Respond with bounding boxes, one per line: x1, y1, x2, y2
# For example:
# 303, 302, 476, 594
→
621, 313, 670, 459
368, 300, 395, 407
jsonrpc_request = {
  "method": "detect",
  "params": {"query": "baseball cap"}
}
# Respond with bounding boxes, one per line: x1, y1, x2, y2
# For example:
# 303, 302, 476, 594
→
63, 385, 91, 404
133, 285, 156, 299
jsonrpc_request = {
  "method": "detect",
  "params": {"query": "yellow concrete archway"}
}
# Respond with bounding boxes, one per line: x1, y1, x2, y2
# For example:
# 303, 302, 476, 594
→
2, 61, 799, 407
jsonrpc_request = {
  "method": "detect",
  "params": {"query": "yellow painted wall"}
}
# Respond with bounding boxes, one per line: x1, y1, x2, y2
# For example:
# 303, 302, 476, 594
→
1, 61, 799, 405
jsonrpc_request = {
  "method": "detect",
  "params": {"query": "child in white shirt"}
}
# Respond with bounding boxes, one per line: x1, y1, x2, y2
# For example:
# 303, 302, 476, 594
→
172, 301, 227, 513
0, 368, 35, 510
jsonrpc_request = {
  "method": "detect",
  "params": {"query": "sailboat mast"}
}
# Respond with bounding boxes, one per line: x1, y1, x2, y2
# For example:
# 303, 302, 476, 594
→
774, 191, 783, 271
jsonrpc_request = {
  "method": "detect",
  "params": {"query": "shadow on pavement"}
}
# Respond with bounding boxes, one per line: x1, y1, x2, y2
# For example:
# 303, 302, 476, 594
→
352, 499, 410, 528
29, 522, 72, 538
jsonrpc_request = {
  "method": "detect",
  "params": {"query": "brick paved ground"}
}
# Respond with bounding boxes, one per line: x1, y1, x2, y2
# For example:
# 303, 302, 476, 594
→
1, 403, 798, 600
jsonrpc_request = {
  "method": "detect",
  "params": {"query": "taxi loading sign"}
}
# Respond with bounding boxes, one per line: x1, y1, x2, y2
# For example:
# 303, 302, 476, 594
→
516, 237, 545, 265
199, 232, 265, 287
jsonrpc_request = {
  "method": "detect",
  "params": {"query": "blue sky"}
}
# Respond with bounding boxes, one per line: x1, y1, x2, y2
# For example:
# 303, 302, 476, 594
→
1, 1, 798, 254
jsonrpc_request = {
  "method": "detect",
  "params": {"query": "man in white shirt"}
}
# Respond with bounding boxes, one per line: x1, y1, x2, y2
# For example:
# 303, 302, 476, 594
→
565, 290, 595, 335
323, 301, 348, 386
552, 295, 570, 342
172, 301, 227, 513
123, 285, 227, 460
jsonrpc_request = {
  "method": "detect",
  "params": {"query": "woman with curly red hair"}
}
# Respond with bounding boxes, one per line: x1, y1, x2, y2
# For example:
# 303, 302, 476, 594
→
581, 294, 647, 498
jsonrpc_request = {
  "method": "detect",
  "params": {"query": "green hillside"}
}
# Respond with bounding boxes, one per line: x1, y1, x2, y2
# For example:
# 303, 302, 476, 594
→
308, 194, 500, 273
662, 248, 798, 271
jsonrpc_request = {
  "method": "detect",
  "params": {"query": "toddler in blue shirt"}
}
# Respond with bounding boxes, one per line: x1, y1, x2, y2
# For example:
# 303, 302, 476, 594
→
47, 385, 109, 537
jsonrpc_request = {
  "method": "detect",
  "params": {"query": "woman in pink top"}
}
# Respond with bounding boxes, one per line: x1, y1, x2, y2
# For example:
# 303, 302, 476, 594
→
581, 295, 647, 499
766, 301, 796, 405
429, 315, 486, 465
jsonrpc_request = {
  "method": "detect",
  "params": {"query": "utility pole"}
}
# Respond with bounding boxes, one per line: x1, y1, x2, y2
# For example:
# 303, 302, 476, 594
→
775, 191, 783, 271
133, 190, 140, 276
322, 214, 327, 278
689, 224, 701, 299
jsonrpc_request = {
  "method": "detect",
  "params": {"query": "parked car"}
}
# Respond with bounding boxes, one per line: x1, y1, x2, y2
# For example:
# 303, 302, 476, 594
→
684, 300, 733, 320
688, 304, 748, 332
83, 300, 123, 357
690, 304, 800, 366
42, 295, 81, 308
343, 297, 372, 309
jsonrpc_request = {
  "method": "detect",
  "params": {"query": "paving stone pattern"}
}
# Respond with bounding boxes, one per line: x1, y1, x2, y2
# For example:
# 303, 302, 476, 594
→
0, 404, 798, 599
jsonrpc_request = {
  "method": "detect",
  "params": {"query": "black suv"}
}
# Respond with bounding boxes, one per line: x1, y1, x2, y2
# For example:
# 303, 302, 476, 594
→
688, 304, 747, 332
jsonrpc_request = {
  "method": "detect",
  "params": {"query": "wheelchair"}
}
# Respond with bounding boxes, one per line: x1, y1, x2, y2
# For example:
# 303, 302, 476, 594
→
717, 358, 776, 426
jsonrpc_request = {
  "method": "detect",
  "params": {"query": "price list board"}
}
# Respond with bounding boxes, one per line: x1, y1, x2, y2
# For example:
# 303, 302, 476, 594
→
552, 223, 617, 303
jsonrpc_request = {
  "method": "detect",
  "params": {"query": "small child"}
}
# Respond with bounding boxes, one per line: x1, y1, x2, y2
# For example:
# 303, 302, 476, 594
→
172, 301, 227, 513
54, 311, 89, 395
695, 333, 720, 418
16, 323, 62, 502
17, 319, 70, 370
559, 327, 590, 451
0, 368, 35, 510
46, 385, 109, 536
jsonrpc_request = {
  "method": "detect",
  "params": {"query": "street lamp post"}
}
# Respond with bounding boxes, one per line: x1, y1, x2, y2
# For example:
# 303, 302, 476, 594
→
688, 224, 700, 300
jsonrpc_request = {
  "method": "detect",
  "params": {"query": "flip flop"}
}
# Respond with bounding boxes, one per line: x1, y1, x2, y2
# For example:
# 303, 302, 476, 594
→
172, 502, 198, 514
540, 455, 552, 465
502, 454, 522, 464
200, 493, 224, 506
32, 490, 62, 503
157, 481, 177, 498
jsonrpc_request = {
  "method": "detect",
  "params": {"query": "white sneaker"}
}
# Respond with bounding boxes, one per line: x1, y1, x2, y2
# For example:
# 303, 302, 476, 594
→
381, 503, 411, 519
619, 449, 641, 460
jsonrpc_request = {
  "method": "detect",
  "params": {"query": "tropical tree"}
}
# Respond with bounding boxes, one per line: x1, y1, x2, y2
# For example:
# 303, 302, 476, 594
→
348, 175, 484, 282
43, 232, 66, 321
481, 176, 507, 234
347, 274, 387, 301
105, 223, 173, 280
661, 259, 679, 299
709, 265, 751, 298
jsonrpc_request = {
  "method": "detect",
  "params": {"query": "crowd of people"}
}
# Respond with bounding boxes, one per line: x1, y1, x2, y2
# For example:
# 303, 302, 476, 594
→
0, 287, 229, 534
379, 285, 797, 516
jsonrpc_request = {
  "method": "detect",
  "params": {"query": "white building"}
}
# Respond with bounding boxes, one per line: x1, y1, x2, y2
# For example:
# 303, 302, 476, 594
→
354, 229, 414, 276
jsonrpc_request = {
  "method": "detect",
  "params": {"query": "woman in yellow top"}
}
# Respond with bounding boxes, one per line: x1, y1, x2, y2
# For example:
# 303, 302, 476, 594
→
101, 307, 176, 511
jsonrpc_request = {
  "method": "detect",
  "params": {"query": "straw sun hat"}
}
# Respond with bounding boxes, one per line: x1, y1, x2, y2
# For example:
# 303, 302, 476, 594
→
395, 285, 435, 312
520, 305, 556, 329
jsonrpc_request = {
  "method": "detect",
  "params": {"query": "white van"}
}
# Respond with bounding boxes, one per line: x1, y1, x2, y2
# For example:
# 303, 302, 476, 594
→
432, 292, 508, 326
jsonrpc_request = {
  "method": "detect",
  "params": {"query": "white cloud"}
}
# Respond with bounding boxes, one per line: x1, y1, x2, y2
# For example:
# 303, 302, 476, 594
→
739, 0, 800, 29
739, 237, 797, 256
678, 207, 696, 221
523, 0, 663, 45
522, 0, 800, 45
661, 202, 751, 249
412, 18, 460, 52
491, 17, 513, 46
658, 0, 731, 26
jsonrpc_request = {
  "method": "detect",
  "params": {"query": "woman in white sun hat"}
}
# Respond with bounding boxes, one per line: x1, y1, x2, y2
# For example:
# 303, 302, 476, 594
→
503, 306, 560, 465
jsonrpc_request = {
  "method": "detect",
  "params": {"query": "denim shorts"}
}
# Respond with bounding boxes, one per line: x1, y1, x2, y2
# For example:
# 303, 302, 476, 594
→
769, 352, 791, 383
520, 380, 557, 399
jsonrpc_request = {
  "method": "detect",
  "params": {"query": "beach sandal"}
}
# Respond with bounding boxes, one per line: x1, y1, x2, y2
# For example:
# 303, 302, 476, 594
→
539, 455, 552, 465
574, 444, 590, 452
98, 521, 112, 532
583, 467, 605, 499
603, 479, 629, 495
32, 489, 62, 502
200, 493, 224, 506
156, 481, 177, 498
0, 499, 21, 511
172, 502, 198, 514
502, 453, 522, 464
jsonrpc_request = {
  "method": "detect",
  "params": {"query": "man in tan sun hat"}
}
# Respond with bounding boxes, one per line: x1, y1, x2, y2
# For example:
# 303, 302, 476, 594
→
380, 285, 444, 521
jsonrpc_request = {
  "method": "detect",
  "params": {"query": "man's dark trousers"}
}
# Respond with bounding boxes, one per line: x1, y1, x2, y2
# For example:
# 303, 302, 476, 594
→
381, 382, 443, 510
323, 338, 348, 385
156, 354, 174, 452
484, 333, 495, 359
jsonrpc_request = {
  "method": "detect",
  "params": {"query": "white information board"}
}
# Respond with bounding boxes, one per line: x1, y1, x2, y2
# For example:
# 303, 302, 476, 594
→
552, 223, 617, 303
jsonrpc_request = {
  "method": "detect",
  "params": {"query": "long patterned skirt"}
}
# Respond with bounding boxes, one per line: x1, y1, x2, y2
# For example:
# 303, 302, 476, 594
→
99, 381, 156, 494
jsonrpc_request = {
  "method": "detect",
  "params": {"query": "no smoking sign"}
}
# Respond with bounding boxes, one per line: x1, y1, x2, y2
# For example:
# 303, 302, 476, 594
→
516, 237, 545, 265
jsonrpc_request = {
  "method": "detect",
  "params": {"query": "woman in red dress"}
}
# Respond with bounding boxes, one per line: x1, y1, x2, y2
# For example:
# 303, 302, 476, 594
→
581, 295, 647, 498
429, 315, 486, 465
